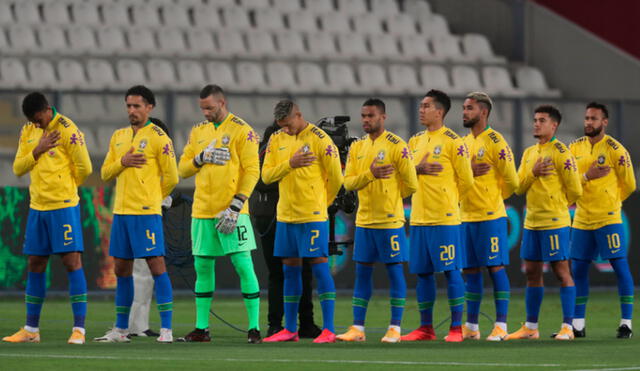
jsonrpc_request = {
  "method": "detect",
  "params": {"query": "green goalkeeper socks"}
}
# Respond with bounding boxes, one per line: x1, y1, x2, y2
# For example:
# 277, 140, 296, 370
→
230, 251, 260, 331
194, 256, 215, 330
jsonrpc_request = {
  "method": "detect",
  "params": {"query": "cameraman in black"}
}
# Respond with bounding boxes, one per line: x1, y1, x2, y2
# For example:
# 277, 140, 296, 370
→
249, 121, 321, 338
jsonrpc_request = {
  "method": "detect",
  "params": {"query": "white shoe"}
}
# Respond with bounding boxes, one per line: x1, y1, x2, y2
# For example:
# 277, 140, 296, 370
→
157, 328, 173, 343
93, 328, 130, 343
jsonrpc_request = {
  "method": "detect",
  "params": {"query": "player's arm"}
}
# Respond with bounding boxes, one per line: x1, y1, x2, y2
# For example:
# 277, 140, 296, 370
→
343, 143, 374, 191
157, 135, 179, 198
321, 139, 344, 206
615, 146, 636, 201
65, 127, 93, 185
100, 131, 125, 182
494, 142, 519, 199
261, 135, 293, 184
516, 148, 535, 195
396, 142, 418, 198
13, 125, 37, 176
178, 127, 200, 179
452, 139, 474, 196
236, 127, 260, 199
555, 150, 582, 205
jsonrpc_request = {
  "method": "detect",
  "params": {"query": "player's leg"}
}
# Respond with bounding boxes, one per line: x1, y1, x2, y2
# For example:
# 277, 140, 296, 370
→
444, 269, 465, 342
381, 228, 408, 343
434, 225, 464, 342
549, 227, 575, 340
487, 265, 510, 340
462, 222, 483, 339
569, 227, 596, 336
129, 259, 155, 337
310, 256, 336, 343
146, 255, 173, 343
61, 252, 87, 344
229, 251, 261, 342
298, 259, 320, 338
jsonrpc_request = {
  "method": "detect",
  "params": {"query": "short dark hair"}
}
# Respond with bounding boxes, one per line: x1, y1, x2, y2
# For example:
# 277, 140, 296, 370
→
362, 98, 386, 113
466, 91, 493, 116
125, 85, 155, 106
150, 117, 171, 139
274, 99, 297, 121
534, 105, 562, 124
22, 92, 49, 119
425, 89, 451, 117
586, 101, 609, 119
200, 84, 225, 99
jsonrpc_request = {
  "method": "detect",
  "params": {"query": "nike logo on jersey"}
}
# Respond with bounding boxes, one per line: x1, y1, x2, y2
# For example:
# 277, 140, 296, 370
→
488, 255, 498, 260
198, 140, 206, 144
549, 251, 559, 256
116, 142, 123, 147
390, 252, 400, 258
27, 139, 35, 143
445, 261, 453, 266
611, 249, 620, 254
146, 247, 156, 252
357, 156, 364, 159
64, 241, 73, 246
279, 147, 287, 151
309, 247, 319, 252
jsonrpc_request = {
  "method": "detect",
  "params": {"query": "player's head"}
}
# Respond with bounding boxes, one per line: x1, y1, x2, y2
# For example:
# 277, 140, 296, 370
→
361, 98, 386, 135
584, 101, 608, 138
22, 92, 53, 128
125, 85, 155, 126
199, 84, 227, 123
533, 105, 561, 140
150, 117, 171, 139
420, 89, 451, 127
274, 99, 305, 135
463, 91, 492, 128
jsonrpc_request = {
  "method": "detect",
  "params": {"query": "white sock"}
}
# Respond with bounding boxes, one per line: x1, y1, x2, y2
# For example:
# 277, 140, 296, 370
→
73, 327, 86, 335
24, 325, 39, 333
465, 322, 479, 331
388, 325, 400, 333
572, 318, 585, 331
620, 319, 632, 329
525, 322, 538, 330
495, 322, 507, 332
353, 325, 365, 332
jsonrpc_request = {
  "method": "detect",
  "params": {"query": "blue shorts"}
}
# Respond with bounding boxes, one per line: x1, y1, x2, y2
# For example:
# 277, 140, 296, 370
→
463, 218, 509, 268
109, 214, 165, 259
520, 227, 569, 262
570, 224, 627, 261
274, 221, 329, 258
353, 226, 408, 264
23, 205, 84, 256
409, 225, 462, 274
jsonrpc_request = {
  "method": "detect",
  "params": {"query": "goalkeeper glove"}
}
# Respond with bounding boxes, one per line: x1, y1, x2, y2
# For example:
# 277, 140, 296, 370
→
216, 195, 244, 234
193, 139, 231, 167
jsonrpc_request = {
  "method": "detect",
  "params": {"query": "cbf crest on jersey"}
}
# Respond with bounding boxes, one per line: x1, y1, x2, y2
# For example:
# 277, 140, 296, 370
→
137, 139, 148, 152
376, 149, 386, 163
302, 143, 310, 153
598, 154, 606, 165
221, 134, 231, 147
477, 147, 486, 159
433, 145, 442, 156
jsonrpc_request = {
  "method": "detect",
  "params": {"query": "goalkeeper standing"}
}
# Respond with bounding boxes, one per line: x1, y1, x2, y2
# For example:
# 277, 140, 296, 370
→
178, 85, 262, 344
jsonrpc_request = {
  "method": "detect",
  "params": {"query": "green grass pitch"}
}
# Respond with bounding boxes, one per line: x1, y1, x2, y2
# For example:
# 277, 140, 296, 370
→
0, 291, 637, 370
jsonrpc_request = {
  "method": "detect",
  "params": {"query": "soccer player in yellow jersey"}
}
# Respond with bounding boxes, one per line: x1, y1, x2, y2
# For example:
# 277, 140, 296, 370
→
262, 100, 343, 343
402, 90, 474, 343
459, 92, 518, 341
3, 92, 92, 345
177, 85, 262, 344
336, 98, 418, 343
506, 105, 582, 341
95, 86, 179, 343
569, 102, 635, 339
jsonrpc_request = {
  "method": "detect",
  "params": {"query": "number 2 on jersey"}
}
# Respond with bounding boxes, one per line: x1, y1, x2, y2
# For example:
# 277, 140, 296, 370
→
439, 244, 455, 261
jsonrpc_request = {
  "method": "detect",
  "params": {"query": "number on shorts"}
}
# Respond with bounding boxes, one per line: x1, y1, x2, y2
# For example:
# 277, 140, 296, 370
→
63, 224, 72, 241
146, 229, 156, 245
439, 244, 455, 261
237, 225, 248, 242
490, 237, 499, 253
390, 235, 400, 251
607, 233, 621, 250
549, 234, 559, 251
310, 230, 320, 245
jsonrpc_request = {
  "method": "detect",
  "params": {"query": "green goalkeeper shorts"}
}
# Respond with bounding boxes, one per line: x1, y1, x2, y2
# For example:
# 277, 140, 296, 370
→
191, 214, 257, 257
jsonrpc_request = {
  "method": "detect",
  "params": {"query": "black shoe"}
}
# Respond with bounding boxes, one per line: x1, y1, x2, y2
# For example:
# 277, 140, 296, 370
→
298, 324, 322, 338
573, 328, 586, 338
143, 329, 160, 337
267, 325, 283, 337
176, 328, 211, 342
617, 324, 633, 339
248, 329, 262, 344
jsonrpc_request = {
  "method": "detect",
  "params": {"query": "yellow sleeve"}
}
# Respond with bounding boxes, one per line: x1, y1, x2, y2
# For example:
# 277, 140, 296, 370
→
236, 127, 260, 198
261, 135, 293, 185
452, 138, 474, 196
395, 142, 418, 198
493, 141, 518, 199
64, 127, 93, 186
178, 127, 200, 179
516, 149, 535, 195
157, 135, 179, 198
320, 138, 344, 206
13, 126, 37, 177
101, 132, 125, 182
615, 147, 636, 201
344, 142, 374, 191
555, 150, 582, 205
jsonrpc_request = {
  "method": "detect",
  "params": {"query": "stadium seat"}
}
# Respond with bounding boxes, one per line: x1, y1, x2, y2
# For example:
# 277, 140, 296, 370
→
295, 97, 318, 122
67, 25, 97, 55
451, 65, 484, 95
192, 5, 223, 29
319, 13, 351, 34
86, 59, 118, 90
254, 8, 286, 31
357, 63, 392, 94
43, 2, 71, 25
221, 7, 252, 30
57, 59, 88, 91
399, 34, 440, 62
352, 13, 384, 35
388, 64, 424, 95
103, 94, 128, 124
176, 0, 206, 4
96, 27, 128, 56
371, 0, 400, 15
14, 1, 41, 25
386, 14, 418, 36
418, 14, 450, 37
305, 33, 338, 60
36, 26, 68, 56
326, 63, 366, 94
305, 0, 336, 14
238, 0, 272, 9
70, 2, 100, 26
126, 28, 158, 56
216, 30, 246, 58
27, 59, 57, 90
0, 30, 9, 54
131, 3, 161, 28
175, 95, 204, 125
0, 2, 14, 26
229, 96, 260, 125
368, 34, 404, 62
296, 62, 336, 94
157, 28, 187, 57
336, 33, 370, 60
515, 66, 562, 98
245, 31, 279, 58
253, 96, 282, 130
272, 0, 302, 12
432, 35, 472, 63
185, 29, 218, 57
482, 66, 526, 97
205, 61, 237, 90
274, 31, 306, 58
236, 62, 268, 93
160, 4, 191, 29
462, 33, 507, 64
265, 62, 302, 93
75, 94, 108, 123
7, 25, 38, 55
116, 59, 148, 89
420, 64, 454, 92
176, 60, 206, 91
209, 0, 237, 7
404, 0, 432, 17
286, 11, 319, 32
383, 98, 410, 137
337, 0, 368, 15
101, 3, 130, 27
147, 59, 178, 91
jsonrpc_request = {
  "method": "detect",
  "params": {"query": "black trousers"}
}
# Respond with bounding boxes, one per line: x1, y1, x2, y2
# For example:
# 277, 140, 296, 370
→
254, 215, 315, 328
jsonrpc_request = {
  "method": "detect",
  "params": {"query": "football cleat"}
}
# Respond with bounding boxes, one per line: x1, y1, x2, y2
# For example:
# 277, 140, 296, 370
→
486, 325, 508, 341
400, 325, 436, 341
93, 328, 130, 343
298, 324, 322, 339
263, 329, 299, 343
157, 328, 173, 343
2, 328, 40, 343
67, 329, 85, 345
381, 327, 401, 343
336, 326, 366, 342
462, 324, 480, 340
247, 329, 262, 344
617, 324, 633, 339
505, 324, 539, 340
444, 326, 463, 342
573, 327, 586, 338
266, 325, 283, 338
176, 328, 211, 342
554, 325, 574, 340
313, 329, 336, 344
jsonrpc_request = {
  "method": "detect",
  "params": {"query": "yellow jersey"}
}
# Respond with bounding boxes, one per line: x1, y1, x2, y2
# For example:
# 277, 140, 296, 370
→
408, 125, 474, 226
178, 113, 260, 218
344, 130, 418, 228
262, 123, 343, 223
570, 135, 635, 230
13, 110, 92, 211
516, 137, 582, 230
460, 126, 519, 222
101, 121, 179, 215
